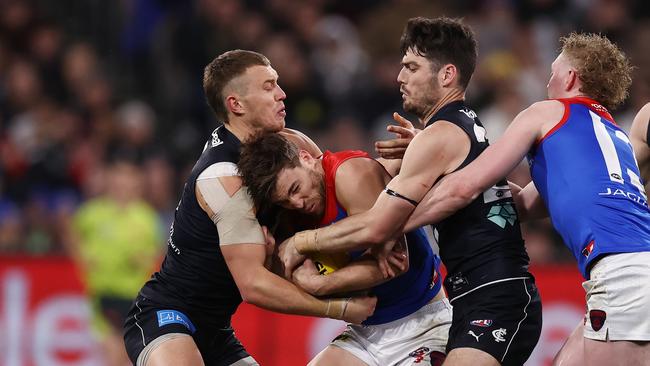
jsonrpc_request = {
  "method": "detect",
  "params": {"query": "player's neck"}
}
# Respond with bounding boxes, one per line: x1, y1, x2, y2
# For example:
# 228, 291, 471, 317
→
421, 89, 465, 125
223, 120, 259, 143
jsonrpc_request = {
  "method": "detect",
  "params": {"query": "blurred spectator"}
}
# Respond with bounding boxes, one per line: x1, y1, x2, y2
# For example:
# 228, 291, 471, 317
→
262, 33, 328, 130
0, 200, 22, 252
64, 158, 162, 366
109, 100, 158, 163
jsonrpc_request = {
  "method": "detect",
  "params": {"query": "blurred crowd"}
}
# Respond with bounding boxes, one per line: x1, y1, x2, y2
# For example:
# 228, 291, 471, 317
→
2, 0, 650, 266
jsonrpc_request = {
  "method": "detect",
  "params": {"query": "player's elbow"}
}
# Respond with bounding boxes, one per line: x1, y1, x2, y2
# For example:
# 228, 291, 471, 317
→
364, 225, 392, 247
238, 282, 256, 304
450, 179, 480, 204
239, 282, 267, 306
236, 273, 267, 305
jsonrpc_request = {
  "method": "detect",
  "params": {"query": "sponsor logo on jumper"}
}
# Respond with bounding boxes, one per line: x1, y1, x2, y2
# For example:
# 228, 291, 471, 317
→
474, 123, 487, 142
167, 223, 181, 255
483, 185, 513, 204
492, 328, 507, 343
468, 330, 484, 342
470, 319, 493, 327
211, 127, 224, 147
459, 108, 477, 120
591, 103, 608, 113
486, 202, 517, 228
598, 187, 647, 206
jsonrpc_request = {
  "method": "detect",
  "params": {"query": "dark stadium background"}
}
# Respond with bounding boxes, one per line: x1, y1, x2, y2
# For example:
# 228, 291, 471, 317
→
1, 0, 649, 365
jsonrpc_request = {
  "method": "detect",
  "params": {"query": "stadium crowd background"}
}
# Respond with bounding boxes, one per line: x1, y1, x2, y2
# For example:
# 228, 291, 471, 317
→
3, 0, 650, 264
1, 0, 650, 314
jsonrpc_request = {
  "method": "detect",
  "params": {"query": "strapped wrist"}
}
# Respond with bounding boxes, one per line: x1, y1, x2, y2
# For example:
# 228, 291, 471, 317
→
324, 297, 352, 320
294, 230, 319, 254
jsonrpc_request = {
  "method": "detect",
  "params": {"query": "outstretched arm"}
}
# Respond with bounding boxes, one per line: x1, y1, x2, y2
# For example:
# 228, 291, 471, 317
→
280, 121, 470, 274
404, 101, 558, 231
197, 174, 375, 324
290, 156, 408, 294
292, 250, 408, 296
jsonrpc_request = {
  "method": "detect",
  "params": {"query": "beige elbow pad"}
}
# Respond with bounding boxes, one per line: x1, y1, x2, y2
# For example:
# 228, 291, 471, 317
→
215, 188, 265, 245
195, 165, 265, 245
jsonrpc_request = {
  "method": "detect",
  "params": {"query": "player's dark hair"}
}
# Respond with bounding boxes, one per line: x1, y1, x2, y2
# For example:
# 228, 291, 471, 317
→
203, 50, 270, 123
238, 132, 300, 212
400, 17, 477, 89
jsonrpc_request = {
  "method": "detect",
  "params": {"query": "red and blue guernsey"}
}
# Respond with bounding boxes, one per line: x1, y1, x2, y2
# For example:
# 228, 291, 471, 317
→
529, 97, 650, 279
320, 150, 443, 325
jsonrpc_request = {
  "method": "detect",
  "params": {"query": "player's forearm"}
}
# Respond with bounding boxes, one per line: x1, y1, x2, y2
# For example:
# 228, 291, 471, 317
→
308, 259, 389, 296
241, 266, 343, 319
404, 178, 477, 232
294, 214, 395, 255
377, 157, 402, 177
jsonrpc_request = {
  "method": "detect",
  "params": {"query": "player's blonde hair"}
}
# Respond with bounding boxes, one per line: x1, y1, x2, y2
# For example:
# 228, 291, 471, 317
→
560, 33, 632, 110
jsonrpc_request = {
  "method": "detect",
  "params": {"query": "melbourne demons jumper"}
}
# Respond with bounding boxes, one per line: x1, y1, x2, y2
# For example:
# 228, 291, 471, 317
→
530, 97, 650, 341
124, 126, 259, 366
428, 101, 542, 365
319, 150, 451, 366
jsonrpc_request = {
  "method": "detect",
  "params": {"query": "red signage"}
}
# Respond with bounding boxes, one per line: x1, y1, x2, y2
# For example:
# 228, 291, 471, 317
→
0, 258, 584, 365
0, 256, 102, 366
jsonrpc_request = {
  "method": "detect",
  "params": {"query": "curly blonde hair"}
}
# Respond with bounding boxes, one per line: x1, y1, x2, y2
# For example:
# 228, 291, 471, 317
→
561, 33, 632, 110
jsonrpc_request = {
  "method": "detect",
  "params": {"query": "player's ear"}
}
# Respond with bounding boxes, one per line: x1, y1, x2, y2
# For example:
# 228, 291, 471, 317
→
566, 69, 578, 92
226, 95, 244, 115
440, 64, 457, 88
298, 149, 314, 165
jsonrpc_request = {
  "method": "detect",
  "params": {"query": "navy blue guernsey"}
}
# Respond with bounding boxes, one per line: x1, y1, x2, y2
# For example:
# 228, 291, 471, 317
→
426, 101, 530, 287
139, 126, 243, 323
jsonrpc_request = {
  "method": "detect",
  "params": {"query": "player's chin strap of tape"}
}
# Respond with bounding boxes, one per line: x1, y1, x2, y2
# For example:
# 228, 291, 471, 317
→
325, 297, 352, 320
384, 188, 419, 206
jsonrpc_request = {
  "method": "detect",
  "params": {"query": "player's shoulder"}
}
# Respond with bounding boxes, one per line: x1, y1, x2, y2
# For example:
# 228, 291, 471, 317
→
280, 128, 322, 157
336, 152, 383, 176
634, 102, 650, 124
419, 118, 470, 149
639, 102, 650, 114
631, 102, 650, 142
526, 99, 565, 115
336, 154, 384, 181
517, 100, 566, 127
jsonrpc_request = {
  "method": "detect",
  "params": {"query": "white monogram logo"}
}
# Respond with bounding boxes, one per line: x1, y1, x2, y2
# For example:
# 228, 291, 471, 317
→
492, 328, 507, 343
